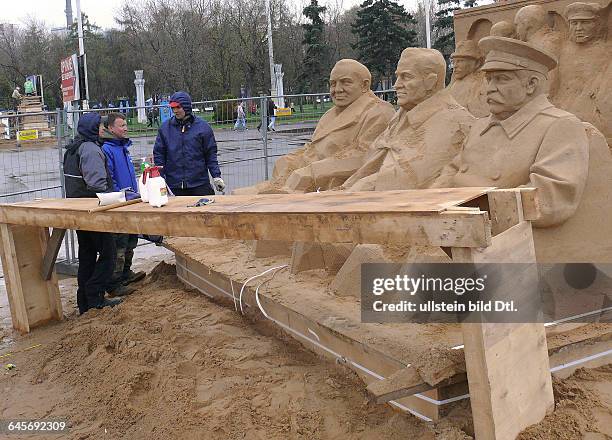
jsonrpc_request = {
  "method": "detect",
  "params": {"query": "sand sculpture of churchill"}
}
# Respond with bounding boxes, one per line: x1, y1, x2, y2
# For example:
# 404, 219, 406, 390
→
433, 37, 589, 228
447, 40, 489, 117
342, 48, 474, 191
234, 59, 394, 195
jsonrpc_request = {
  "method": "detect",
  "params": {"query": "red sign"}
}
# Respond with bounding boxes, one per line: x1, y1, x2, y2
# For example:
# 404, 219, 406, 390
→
61, 55, 79, 103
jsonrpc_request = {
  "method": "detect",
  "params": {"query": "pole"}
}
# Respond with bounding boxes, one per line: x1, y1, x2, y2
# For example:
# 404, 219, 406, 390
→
56, 109, 71, 262
261, 96, 269, 180
425, 0, 432, 49
75, 0, 89, 108
265, 0, 277, 104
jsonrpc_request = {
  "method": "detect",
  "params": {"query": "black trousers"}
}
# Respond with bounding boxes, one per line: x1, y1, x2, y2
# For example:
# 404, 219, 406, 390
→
171, 183, 215, 196
76, 230, 117, 313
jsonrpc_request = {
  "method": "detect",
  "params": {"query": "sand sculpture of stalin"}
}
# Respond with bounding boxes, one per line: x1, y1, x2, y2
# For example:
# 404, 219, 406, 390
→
234, 59, 395, 194
433, 37, 589, 228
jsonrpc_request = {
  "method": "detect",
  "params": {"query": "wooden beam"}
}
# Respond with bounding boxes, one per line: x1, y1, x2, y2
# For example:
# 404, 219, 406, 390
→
40, 228, 65, 280
0, 223, 29, 333
453, 222, 554, 440
0, 193, 493, 248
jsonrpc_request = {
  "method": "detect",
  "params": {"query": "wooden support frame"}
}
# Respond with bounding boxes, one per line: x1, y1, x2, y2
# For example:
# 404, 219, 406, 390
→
0, 224, 62, 333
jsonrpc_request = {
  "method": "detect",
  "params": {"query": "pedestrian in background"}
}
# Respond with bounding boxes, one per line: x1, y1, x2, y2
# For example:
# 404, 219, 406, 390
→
153, 91, 225, 196
11, 86, 21, 110
234, 102, 247, 131
63, 113, 122, 314
101, 112, 146, 297
267, 98, 277, 131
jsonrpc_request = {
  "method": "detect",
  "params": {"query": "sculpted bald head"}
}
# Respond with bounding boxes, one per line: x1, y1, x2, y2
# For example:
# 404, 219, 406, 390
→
394, 48, 446, 110
329, 59, 372, 110
515, 5, 548, 41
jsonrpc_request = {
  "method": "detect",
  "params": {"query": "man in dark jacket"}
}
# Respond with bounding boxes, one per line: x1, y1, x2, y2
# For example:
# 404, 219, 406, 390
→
63, 112, 122, 314
153, 91, 225, 196
101, 112, 146, 296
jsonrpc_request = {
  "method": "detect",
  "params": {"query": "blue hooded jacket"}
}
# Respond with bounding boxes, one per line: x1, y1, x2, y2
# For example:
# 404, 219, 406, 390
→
153, 91, 221, 189
102, 137, 139, 193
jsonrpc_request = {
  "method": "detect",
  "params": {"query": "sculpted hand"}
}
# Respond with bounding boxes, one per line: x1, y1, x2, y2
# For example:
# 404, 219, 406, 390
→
213, 177, 226, 193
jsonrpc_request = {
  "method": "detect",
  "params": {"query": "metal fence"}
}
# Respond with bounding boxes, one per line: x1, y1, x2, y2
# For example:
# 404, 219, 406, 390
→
0, 91, 396, 266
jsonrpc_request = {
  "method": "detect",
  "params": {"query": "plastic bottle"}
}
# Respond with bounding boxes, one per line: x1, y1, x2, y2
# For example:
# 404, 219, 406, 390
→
143, 166, 168, 207
138, 161, 150, 202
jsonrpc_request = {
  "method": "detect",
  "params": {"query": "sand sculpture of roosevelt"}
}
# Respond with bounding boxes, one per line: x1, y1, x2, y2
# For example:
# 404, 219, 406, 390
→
341, 48, 475, 191
433, 36, 589, 228
447, 40, 489, 117
554, 2, 611, 144
233, 60, 394, 195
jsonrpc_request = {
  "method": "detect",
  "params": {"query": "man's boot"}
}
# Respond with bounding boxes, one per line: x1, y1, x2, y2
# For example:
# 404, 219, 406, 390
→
108, 285, 136, 298
122, 270, 146, 286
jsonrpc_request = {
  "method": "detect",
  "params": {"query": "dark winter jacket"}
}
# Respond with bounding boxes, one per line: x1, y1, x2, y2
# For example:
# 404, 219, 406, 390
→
63, 113, 113, 198
102, 137, 139, 193
153, 91, 221, 190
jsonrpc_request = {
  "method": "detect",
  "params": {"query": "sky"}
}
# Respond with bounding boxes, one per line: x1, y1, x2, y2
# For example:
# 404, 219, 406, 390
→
2, 0, 424, 30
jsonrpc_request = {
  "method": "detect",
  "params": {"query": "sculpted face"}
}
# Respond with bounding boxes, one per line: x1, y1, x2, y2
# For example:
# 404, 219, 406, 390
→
329, 63, 369, 109
484, 70, 532, 119
569, 18, 601, 43
394, 58, 435, 110
452, 57, 480, 80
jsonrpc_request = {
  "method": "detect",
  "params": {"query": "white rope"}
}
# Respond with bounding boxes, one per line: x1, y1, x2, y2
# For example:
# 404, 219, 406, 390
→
238, 265, 289, 315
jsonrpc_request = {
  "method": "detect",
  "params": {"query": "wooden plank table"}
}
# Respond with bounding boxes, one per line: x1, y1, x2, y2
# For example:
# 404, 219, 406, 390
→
0, 187, 552, 440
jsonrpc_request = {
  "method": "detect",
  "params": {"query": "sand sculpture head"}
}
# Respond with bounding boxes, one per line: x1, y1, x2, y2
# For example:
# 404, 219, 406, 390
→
490, 21, 515, 38
565, 2, 604, 43
515, 5, 549, 41
451, 40, 483, 80
479, 37, 557, 120
394, 48, 446, 111
329, 59, 371, 110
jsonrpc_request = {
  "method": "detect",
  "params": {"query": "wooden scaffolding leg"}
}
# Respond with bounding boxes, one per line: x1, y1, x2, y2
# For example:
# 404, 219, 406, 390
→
452, 222, 554, 440
0, 223, 62, 333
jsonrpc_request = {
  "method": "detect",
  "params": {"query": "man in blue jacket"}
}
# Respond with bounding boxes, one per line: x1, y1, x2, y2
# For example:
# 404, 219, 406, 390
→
101, 112, 146, 296
63, 113, 122, 314
153, 91, 225, 196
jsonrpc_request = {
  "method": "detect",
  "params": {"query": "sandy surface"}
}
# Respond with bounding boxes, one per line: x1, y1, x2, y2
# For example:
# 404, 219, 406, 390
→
0, 243, 610, 439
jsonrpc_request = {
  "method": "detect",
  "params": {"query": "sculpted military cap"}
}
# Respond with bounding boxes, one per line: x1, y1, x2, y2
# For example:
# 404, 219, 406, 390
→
451, 40, 482, 60
564, 2, 601, 20
479, 36, 558, 75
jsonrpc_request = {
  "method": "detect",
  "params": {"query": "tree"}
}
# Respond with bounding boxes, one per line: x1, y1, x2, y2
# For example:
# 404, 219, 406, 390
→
299, 0, 331, 93
432, 0, 476, 63
351, 0, 416, 89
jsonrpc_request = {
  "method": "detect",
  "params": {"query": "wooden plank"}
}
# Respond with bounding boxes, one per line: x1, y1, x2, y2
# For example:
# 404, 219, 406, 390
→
0, 196, 492, 248
487, 189, 524, 236
40, 228, 65, 280
0, 188, 496, 214
454, 222, 554, 440
38, 228, 62, 321
0, 224, 29, 333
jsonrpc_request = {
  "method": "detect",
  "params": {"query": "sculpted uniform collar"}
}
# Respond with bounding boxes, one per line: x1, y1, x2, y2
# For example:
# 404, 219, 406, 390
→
480, 94, 554, 139
311, 91, 377, 143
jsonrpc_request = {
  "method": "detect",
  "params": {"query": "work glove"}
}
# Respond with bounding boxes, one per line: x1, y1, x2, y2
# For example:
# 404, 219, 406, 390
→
213, 177, 226, 193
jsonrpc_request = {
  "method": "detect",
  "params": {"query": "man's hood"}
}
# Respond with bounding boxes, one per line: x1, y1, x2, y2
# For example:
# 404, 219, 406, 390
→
169, 91, 193, 115
77, 113, 102, 142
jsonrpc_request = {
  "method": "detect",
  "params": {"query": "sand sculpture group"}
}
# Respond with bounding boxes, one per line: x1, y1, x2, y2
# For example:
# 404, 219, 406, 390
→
229, 1, 611, 290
